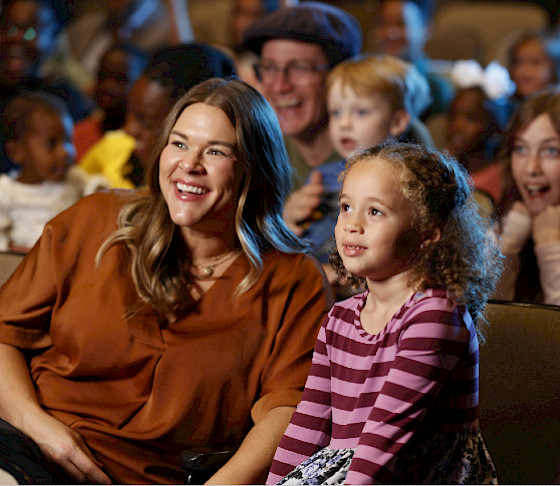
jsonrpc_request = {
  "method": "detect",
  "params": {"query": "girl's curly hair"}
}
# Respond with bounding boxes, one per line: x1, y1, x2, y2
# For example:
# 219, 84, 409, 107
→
330, 142, 504, 327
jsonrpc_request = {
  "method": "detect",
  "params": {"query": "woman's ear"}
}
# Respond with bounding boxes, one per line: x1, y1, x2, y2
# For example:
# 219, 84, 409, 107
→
389, 109, 411, 137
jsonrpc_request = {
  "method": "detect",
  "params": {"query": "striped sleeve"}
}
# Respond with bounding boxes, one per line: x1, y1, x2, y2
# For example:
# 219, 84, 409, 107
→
266, 320, 333, 484
345, 301, 470, 484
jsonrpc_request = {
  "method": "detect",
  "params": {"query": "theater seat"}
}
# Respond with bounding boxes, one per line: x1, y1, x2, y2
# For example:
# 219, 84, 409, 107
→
0, 251, 24, 286
479, 300, 560, 484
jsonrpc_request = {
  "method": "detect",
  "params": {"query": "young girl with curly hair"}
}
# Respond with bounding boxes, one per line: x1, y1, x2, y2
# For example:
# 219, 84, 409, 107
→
267, 142, 503, 485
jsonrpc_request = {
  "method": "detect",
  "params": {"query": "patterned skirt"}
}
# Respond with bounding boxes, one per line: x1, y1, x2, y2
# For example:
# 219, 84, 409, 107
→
277, 429, 499, 485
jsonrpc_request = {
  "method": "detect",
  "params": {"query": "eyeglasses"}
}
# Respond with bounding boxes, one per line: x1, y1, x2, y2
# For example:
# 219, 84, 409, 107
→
253, 62, 330, 84
6, 25, 37, 41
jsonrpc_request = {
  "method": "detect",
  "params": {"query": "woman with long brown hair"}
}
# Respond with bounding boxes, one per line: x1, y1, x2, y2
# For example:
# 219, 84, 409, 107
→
0, 78, 332, 485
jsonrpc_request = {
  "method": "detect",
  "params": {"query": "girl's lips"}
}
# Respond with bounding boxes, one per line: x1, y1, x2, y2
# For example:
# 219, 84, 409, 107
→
342, 243, 367, 257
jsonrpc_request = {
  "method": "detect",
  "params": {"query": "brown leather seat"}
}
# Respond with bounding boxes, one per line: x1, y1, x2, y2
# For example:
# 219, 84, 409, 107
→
0, 251, 24, 286
480, 300, 560, 484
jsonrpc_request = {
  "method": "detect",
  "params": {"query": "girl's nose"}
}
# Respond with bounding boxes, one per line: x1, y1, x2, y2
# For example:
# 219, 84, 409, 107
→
344, 214, 363, 233
526, 151, 543, 176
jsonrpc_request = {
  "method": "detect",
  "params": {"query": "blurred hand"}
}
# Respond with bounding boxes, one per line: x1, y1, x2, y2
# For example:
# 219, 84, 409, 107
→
533, 205, 560, 246
283, 170, 324, 237
501, 201, 531, 255
21, 411, 111, 484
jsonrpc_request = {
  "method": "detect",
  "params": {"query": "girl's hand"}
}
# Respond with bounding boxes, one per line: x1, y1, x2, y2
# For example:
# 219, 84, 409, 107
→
533, 205, 560, 246
501, 201, 532, 254
20, 410, 111, 484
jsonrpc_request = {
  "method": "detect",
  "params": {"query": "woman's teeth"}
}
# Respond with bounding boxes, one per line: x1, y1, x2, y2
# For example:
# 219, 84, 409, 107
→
176, 182, 208, 194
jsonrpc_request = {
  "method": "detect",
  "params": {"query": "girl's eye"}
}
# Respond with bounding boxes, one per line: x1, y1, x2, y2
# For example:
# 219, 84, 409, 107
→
340, 203, 350, 212
328, 109, 340, 118
368, 207, 382, 216
542, 146, 560, 157
512, 144, 527, 155
356, 109, 371, 116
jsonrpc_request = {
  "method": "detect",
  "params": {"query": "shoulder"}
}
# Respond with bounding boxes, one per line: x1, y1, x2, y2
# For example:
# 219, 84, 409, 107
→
46, 189, 139, 233
398, 289, 471, 341
262, 250, 324, 280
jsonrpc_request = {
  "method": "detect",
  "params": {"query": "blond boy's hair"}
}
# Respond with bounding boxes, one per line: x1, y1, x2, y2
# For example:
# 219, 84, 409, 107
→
326, 54, 431, 118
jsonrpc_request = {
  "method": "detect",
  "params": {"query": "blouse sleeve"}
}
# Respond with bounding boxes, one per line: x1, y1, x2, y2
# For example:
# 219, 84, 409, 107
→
251, 255, 333, 424
266, 316, 334, 484
0, 221, 59, 349
345, 303, 470, 485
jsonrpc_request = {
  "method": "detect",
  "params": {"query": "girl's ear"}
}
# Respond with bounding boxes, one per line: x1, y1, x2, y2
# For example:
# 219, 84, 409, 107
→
5, 140, 25, 165
389, 109, 411, 137
422, 226, 442, 247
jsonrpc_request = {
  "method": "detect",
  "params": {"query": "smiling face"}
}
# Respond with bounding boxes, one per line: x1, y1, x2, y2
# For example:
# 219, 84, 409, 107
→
158, 103, 242, 244
511, 113, 560, 216
9, 108, 75, 184
328, 81, 404, 158
259, 39, 329, 139
335, 157, 419, 282
0, 0, 55, 86
511, 38, 555, 98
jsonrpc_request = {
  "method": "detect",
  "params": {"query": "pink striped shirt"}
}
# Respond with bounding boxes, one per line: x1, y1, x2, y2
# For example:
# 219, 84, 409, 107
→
267, 289, 480, 484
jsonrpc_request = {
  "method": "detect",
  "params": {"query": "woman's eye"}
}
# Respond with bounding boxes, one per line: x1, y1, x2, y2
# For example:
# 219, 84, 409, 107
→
172, 140, 186, 149
208, 148, 226, 157
356, 109, 371, 116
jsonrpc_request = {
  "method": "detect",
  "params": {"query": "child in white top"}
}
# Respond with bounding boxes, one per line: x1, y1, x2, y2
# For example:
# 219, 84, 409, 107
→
0, 91, 109, 253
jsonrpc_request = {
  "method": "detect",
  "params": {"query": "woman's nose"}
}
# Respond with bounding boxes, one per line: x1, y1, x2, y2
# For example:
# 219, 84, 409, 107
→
178, 152, 203, 172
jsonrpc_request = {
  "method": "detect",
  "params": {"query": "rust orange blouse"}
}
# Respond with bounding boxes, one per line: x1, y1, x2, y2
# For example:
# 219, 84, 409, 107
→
0, 191, 331, 484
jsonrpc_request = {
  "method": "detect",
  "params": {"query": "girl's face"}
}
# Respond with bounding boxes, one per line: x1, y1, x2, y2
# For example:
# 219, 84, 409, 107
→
159, 102, 242, 244
511, 113, 560, 215
511, 38, 555, 98
335, 157, 420, 282
10, 108, 75, 184
446, 89, 488, 157
328, 81, 406, 159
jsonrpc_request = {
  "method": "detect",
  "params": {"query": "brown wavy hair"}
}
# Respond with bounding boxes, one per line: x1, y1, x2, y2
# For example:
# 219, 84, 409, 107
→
97, 78, 307, 317
330, 142, 504, 325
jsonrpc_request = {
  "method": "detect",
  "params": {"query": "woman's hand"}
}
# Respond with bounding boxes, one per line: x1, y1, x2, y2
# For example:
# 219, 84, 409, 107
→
501, 201, 532, 255
20, 410, 111, 484
283, 171, 324, 237
533, 205, 560, 246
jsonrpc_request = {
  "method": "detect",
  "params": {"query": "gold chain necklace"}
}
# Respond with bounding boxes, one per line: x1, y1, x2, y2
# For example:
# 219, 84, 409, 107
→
191, 250, 240, 278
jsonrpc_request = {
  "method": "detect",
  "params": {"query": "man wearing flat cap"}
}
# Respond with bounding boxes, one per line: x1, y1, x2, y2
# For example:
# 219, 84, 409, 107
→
242, 1, 362, 237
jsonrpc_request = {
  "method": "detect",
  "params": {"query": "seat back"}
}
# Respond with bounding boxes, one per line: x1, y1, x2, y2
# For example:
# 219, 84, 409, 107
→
480, 300, 560, 484
431, 2, 548, 64
0, 251, 24, 286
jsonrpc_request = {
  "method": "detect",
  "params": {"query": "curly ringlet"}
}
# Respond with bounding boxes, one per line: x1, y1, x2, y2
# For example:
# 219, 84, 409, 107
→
97, 77, 306, 318
330, 142, 503, 328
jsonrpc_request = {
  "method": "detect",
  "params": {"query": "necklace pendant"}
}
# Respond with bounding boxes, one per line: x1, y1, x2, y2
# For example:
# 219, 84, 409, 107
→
201, 265, 215, 277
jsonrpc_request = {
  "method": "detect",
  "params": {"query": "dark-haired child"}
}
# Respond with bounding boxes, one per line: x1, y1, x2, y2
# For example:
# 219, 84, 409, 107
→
0, 92, 108, 253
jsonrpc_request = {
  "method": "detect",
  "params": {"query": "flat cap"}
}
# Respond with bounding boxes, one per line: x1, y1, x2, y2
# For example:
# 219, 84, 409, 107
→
241, 1, 362, 67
